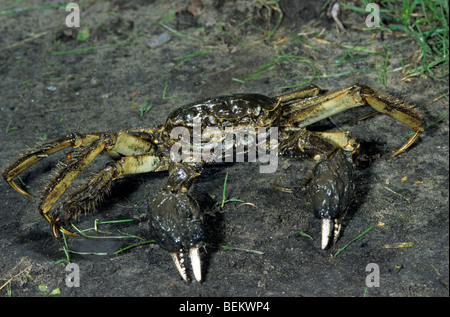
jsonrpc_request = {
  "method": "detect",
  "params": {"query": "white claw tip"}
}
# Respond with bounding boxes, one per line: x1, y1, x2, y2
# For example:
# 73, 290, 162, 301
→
189, 245, 202, 283
321, 218, 333, 250
171, 246, 202, 283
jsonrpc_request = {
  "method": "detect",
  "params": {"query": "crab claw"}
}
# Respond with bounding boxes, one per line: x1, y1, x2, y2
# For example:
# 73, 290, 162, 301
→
149, 164, 204, 282
320, 218, 343, 250
309, 149, 354, 249
171, 244, 202, 283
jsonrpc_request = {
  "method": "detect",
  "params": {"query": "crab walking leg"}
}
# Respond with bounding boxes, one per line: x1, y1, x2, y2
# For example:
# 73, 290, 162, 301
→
277, 84, 324, 104
2, 131, 156, 199
299, 130, 359, 160
2, 133, 100, 197
189, 243, 202, 283
285, 84, 425, 156
38, 138, 111, 236
48, 154, 163, 236
39, 139, 109, 213
60, 154, 163, 215
35, 132, 157, 236
105, 130, 156, 158
308, 131, 358, 153
359, 86, 425, 156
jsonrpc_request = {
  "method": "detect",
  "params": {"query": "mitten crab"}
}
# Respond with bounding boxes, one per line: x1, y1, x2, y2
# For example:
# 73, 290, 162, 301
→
2, 83, 425, 282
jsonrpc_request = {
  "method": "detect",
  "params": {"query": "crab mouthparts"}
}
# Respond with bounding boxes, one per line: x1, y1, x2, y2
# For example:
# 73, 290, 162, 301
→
170, 245, 202, 283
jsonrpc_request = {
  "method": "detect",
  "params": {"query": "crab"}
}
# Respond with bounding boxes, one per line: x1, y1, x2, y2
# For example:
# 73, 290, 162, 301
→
2, 83, 425, 283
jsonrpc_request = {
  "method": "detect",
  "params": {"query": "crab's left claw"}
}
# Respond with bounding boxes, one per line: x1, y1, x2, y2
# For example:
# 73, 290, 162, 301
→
149, 163, 204, 282
309, 149, 355, 249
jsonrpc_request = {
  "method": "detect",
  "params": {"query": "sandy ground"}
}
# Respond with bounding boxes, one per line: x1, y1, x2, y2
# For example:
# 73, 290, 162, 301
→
0, 1, 448, 298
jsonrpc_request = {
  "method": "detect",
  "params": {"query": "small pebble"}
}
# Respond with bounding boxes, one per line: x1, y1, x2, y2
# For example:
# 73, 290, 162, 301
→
145, 32, 172, 48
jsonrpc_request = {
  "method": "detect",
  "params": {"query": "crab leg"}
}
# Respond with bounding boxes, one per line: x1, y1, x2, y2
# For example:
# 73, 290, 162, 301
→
3, 130, 159, 236
286, 129, 359, 161
170, 244, 202, 283
277, 84, 325, 104
47, 153, 164, 236
2, 133, 99, 198
285, 84, 425, 156
2, 131, 157, 198
39, 138, 110, 218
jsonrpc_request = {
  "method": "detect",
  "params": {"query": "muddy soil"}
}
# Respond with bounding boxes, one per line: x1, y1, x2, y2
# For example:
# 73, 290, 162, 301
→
0, 1, 448, 298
